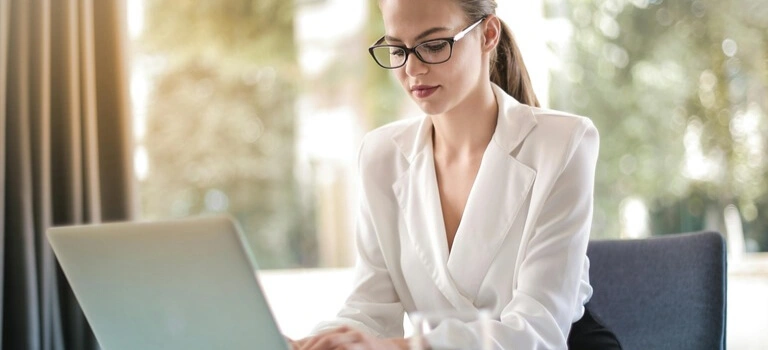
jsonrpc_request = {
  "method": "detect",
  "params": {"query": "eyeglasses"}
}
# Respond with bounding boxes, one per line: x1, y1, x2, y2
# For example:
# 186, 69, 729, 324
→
368, 17, 486, 69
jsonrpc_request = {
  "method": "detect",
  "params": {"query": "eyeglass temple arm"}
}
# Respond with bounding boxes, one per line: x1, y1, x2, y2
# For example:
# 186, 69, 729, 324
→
454, 16, 487, 41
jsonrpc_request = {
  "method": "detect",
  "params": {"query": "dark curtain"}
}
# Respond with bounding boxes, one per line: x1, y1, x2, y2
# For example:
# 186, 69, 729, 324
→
1, 0, 136, 349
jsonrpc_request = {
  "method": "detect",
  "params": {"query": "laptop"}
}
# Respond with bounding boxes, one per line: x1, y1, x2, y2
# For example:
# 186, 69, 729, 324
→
47, 215, 291, 350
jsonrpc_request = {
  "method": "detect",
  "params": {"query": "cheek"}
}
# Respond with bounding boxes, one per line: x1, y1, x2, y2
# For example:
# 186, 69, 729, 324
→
394, 70, 413, 95
394, 69, 408, 86
450, 48, 482, 81
426, 56, 474, 93
437, 53, 484, 108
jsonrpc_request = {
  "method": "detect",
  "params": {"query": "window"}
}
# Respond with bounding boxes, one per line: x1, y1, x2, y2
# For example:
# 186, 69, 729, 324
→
129, 0, 410, 269
546, 0, 768, 250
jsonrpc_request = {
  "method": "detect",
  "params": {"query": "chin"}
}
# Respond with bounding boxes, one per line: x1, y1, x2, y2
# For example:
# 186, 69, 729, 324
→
411, 92, 454, 115
413, 100, 447, 116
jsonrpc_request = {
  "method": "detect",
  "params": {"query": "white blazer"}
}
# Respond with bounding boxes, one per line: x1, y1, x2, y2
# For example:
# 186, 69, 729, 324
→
313, 84, 599, 349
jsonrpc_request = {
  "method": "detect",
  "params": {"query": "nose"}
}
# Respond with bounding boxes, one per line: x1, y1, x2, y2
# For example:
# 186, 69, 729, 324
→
404, 53, 428, 77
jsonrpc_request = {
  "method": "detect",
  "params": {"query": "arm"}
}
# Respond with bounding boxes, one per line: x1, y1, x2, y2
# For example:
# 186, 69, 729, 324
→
309, 137, 405, 338
498, 121, 598, 348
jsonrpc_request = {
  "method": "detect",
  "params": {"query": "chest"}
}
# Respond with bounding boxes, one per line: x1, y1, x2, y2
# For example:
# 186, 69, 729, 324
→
433, 158, 482, 250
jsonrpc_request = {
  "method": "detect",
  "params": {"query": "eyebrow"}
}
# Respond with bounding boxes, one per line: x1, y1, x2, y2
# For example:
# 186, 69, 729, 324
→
384, 26, 451, 44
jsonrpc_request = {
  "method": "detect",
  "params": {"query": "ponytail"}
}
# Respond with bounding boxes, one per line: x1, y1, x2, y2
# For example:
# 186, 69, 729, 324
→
490, 19, 540, 107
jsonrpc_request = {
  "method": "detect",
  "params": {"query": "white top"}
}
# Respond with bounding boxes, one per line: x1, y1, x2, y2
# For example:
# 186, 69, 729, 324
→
313, 84, 598, 349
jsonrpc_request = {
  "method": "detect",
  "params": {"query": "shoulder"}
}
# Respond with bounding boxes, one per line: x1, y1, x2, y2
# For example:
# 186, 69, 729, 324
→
492, 83, 597, 155
356, 116, 422, 176
517, 107, 599, 173
358, 117, 420, 166
529, 107, 598, 143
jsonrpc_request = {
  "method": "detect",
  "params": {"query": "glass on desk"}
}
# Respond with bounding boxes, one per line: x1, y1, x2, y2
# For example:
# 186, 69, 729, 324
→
408, 309, 493, 350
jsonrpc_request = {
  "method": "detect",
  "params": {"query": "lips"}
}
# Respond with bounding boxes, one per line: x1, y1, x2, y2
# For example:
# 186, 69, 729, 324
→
410, 85, 439, 98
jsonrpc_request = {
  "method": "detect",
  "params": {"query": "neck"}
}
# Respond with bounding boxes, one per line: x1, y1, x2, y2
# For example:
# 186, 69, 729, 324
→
431, 83, 498, 160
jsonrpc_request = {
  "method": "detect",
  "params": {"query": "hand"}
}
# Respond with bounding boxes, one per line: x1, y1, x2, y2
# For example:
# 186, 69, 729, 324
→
285, 336, 307, 350
298, 326, 409, 350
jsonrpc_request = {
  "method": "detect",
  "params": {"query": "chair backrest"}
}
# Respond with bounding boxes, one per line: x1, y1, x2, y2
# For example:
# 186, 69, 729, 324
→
585, 232, 727, 350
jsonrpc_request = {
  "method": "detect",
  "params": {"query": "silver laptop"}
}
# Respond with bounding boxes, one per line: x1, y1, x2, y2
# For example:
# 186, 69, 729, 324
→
47, 215, 290, 350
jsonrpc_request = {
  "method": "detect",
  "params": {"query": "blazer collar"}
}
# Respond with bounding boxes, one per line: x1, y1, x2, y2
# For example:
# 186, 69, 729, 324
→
391, 83, 538, 163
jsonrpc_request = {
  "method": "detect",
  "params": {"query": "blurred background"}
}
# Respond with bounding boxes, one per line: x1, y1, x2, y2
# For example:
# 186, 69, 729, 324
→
125, 0, 768, 347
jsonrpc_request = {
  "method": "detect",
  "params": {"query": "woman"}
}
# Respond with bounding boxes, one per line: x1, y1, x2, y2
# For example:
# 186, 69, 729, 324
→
294, 0, 621, 349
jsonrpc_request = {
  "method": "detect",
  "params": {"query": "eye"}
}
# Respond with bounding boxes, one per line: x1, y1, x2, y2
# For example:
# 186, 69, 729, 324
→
389, 48, 405, 57
423, 41, 448, 53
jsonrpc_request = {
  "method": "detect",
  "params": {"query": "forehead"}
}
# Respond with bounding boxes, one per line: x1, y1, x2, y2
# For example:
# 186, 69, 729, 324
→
379, 0, 466, 40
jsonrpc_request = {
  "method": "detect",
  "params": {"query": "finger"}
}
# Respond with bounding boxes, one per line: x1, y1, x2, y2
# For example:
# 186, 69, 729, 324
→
302, 332, 361, 350
301, 326, 355, 349
330, 344, 364, 350
300, 329, 340, 350
306, 334, 359, 350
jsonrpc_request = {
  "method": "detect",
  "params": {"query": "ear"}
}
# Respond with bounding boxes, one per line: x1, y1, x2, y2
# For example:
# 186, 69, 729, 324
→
481, 15, 502, 54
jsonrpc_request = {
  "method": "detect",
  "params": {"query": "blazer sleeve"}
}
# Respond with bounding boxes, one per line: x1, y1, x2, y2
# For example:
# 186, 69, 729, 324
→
427, 119, 599, 349
310, 136, 405, 338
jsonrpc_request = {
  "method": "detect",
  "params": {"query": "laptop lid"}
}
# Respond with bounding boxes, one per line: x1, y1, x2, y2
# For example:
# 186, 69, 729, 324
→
47, 215, 290, 350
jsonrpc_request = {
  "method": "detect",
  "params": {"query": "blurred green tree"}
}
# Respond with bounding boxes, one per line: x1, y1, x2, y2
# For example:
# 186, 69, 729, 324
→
547, 0, 768, 249
138, 0, 316, 268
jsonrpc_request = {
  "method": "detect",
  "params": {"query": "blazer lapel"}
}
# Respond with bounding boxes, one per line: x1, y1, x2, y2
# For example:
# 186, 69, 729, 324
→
392, 117, 475, 309
445, 143, 536, 300
446, 84, 538, 301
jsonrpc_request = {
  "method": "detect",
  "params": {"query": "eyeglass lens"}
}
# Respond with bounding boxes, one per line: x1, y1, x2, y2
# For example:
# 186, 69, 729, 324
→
371, 39, 452, 68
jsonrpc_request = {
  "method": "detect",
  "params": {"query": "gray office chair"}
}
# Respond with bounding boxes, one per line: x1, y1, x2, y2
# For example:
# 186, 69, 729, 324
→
585, 232, 727, 350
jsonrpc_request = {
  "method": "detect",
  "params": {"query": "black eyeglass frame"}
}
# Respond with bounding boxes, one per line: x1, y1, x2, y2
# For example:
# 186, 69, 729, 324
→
368, 16, 487, 69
